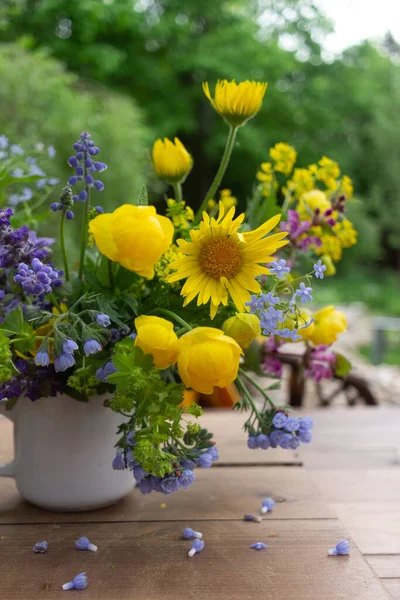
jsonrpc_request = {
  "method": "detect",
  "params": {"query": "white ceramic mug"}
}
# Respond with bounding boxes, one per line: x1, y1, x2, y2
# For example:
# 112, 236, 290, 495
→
0, 394, 134, 512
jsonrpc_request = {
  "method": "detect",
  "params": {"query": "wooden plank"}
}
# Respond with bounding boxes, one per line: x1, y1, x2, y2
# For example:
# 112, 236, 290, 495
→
0, 467, 335, 524
366, 556, 400, 579
200, 410, 301, 465
382, 580, 400, 600
0, 520, 392, 600
309, 470, 400, 503
331, 503, 400, 555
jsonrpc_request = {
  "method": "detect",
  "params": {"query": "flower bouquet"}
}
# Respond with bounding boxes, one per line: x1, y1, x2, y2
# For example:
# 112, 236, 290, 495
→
0, 79, 355, 508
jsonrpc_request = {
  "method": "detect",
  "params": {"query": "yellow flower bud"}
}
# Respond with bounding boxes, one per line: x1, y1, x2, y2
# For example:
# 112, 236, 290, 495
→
298, 189, 331, 220
152, 137, 193, 184
222, 313, 261, 349
177, 327, 242, 394
303, 306, 347, 346
134, 316, 179, 369
321, 255, 336, 276
202, 79, 268, 127
281, 310, 314, 342
89, 204, 173, 279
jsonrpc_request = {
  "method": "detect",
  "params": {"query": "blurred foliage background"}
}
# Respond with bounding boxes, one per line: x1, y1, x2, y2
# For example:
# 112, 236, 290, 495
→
0, 0, 400, 313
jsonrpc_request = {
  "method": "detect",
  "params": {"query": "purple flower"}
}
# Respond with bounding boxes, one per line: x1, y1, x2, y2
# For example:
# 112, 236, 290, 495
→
182, 527, 203, 540
62, 572, 88, 591
269, 259, 290, 279
33, 541, 48, 553
94, 180, 104, 191
284, 417, 300, 432
263, 357, 283, 378
250, 542, 267, 550
256, 434, 270, 450
279, 433, 293, 449
138, 478, 152, 495
298, 429, 312, 443
75, 536, 98, 552
78, 190, 87, 202
54, 352, 76, 372
314, 260, 327, 280
126, 431, 136, 446
95, 313, 111, 327
261, 497, 275, 514
83, 339, 102, 356
272, 412, 288, 428
247, 436, 258, 449
178, 469, 195, 489
35, 351, 50, 367
149, 476, 164, 492
289, 436, 300, 449
244, 514, 262, 522
96, 361, 117, 382
197, 452, 213, 468
50, 202, 62, 212
299, 417, 314, 431
66, 210, 74, 220
188, 538, 204, 557
133, 465, 147, 482
328, 539, 350, 556
76, 166, 84, 177
295, 282, 313, 303
160, 476, 180, 494
85, 174, 94, 186
0, 208, 13, 227
68, 156, 78, 168
112, 449, 125, 470
68, 176, 77, 186
269, 430, 285, 448
14, 258, 60, 297
63, 339, 78, 355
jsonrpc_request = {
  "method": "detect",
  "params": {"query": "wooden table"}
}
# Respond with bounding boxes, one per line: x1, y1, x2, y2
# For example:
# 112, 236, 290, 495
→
0, 411, 392, 599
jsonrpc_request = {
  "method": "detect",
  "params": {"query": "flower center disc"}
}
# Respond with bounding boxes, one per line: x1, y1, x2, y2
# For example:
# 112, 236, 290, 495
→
199, 237, 242, 279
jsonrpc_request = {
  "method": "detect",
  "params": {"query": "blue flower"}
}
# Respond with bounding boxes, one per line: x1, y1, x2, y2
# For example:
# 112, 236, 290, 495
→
0, 134, 8, 149
95, 313, 111, 327
328, 539, 350, 556
138, 478, 152, 495
295, 282, 313, 303
35, 351, 50, 367
54, 352, 75, 372
284, 417, 300, 432
75, 536, 98, 552
299, 417, 314, 431
279, 433, 294, 449
133, 465, 147, 482
261, 497, 275, 514
197, 452, 213, 468
14, 258, 61, 297
94, 180, 104, 191
188, 539, 205, 557
269, 259, 290, 279
0, 207, 13, 226
244, 514, 262, 522
83, 339, 102, 356
298, 429, 312, 443
47, 145, 56, 159
260, 306, 284, 334
256, 434, 270, 450
269, 430, 285, 448
205, 446, 219, 462
63, 339, 79, 355
33, 541, 48, 553
149, 476, 164, 492
247, 436, 258, 449
10, 144, 24, 156
250, 542, 267, 550
160, 476, 180, 494
126, 431, 136, 446
112, 449, 125, 470
182, 527, 203, 540
272, 412, 288, 428
62, 572, 88, 591
95, 361, 117, 382
178, 469, 195, 489
314, 260, 327, 280
289, 436, 300, 449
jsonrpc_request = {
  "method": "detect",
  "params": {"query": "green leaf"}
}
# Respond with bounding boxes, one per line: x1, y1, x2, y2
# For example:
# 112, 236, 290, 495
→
97, 295, 126, 328
335, 353, 352, 377
0, 306, 25, 333
136, 183, 148, 206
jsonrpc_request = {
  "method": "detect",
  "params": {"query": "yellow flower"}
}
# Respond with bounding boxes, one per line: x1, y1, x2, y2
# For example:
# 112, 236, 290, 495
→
321, 255, 336, 276
340, 175, 353, 200
134, 316, 179, 369
315, 234, 343, 262
287, 168, 314, 197
298, 190, 331, 220
155, 244, 184, 285
89, 204, 173, 278
256, 162, 274, 183
219, 189, 238, 210
177, 327, 242, 394
222, 313, 261, 349
302, 306, 347, 346
316, 156, 340, 190
202, 79, 268, 127
167, 203, 288, 318
166, 199, 194, 230
269, 143, 297, 176
334, 220, 358, 248
152, 137, 193, 184
281, 309, 314, 341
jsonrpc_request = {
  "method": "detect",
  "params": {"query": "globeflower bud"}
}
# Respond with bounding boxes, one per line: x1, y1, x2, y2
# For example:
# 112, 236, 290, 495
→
202, 79, 268, 127
177, 327, 241, 394
152, 137, 193, 184
222, 313, 261, 349
89, 204, 173, 279
303, 306, 347, 346
134, 316, 179, 369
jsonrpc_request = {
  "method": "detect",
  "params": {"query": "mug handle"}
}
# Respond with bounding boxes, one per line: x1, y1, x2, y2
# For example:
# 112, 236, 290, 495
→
0, 407, 15, 477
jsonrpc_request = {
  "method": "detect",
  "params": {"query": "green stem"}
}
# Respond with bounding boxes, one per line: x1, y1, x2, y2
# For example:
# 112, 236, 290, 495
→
173, 182, 182, 203
108, 259, 115, 292
49, 293, 62, 313
78, 182, 91, 280
235, 375, 262, 420
239, 367, 275, 408
60, 210, 70, 282
154, 308, 192, 332
194, 125, 238, 223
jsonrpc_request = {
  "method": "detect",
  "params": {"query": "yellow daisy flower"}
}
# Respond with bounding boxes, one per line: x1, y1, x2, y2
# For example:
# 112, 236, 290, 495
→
167, 203, 288, 318
202, 79, 268, 127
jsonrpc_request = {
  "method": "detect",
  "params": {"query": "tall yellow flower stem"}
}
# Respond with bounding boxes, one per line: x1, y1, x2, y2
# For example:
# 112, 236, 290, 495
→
194, 125, 238, 223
